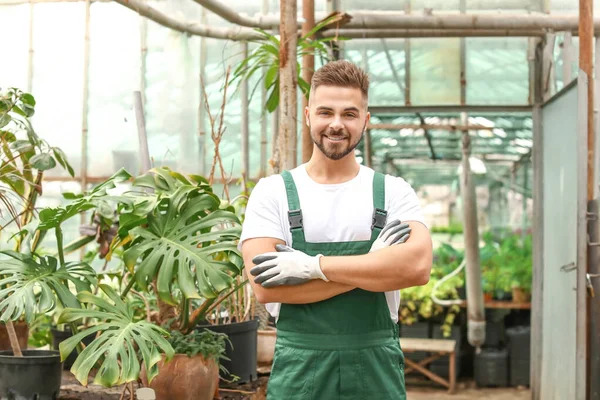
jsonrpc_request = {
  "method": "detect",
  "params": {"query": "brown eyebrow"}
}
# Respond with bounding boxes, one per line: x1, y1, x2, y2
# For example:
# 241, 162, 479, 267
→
316, 106, 360, 113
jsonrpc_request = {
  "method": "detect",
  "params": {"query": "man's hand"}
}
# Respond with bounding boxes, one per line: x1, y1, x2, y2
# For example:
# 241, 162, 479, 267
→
369, 219, 411, 252
250, 245, 327, 288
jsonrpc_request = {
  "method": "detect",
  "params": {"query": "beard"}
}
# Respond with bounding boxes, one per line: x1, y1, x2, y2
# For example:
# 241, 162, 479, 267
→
312, 124, 366, 161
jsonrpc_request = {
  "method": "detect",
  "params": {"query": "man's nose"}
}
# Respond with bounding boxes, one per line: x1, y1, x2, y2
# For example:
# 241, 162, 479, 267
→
329, 115, 344, 130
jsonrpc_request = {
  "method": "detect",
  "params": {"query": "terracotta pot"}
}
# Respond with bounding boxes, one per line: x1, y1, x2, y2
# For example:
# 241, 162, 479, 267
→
0, 322, 28, 351
257, 327, 277, 364
141, 354, 219, 400
484, 292, 494, 302
511, 287, 531, 303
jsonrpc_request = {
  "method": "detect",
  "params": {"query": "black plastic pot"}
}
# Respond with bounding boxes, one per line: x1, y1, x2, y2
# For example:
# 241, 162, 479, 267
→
0, 350, 62, 399
474, 348, 508, 387
196, 319, 259, 383
507, 326, 531, 387
51, 328, 95, 370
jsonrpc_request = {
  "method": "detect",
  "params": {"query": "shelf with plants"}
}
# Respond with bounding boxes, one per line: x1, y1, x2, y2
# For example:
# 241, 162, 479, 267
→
480, 230, 532, 304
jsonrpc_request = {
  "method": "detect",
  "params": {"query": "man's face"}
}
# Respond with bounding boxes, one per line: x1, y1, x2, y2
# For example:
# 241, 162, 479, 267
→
305, 85, 370, 161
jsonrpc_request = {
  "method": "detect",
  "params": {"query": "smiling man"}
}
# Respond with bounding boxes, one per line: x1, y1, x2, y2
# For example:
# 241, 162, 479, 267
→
241, 60, 432, 400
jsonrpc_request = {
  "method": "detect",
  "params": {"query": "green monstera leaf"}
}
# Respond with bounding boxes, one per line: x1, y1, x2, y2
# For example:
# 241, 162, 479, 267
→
0, 251, 96, 323
58, 285, 174, 387
124, 189, 242, 303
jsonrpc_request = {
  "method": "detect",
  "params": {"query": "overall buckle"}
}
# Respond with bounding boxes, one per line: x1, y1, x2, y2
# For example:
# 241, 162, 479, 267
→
288, 209, 303, 231
371, 208, 387, 230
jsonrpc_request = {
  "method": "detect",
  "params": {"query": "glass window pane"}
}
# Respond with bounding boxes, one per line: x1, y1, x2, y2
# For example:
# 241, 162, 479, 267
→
362, 39, 406, 106
31, 3, 86, 178
87, 3, 141, 177
411, 38, 461, 105
144, 18, 201, 174
466, 38, 529, 105
0, 5, 29, 90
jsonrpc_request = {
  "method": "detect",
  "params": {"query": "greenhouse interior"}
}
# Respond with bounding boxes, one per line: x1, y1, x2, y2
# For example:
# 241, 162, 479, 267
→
1, 0, 599, 399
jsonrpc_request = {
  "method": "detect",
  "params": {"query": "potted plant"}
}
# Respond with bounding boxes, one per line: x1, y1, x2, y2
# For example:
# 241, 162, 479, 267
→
43, 167, 245, 399
487, 232, 532, 303
509, 234, 532, 303
0, 87, 83, 398
141, 329, 228, 400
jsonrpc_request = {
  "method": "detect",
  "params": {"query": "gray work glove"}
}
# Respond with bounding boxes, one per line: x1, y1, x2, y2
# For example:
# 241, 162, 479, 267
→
250, 245, 327, 288
369, 219, 411, 252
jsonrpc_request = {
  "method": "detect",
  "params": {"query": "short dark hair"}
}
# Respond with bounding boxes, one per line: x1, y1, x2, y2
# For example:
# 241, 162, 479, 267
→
310, 60, 369, 100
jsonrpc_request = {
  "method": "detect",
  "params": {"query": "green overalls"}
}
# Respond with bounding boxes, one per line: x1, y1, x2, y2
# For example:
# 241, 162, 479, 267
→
266, 170, 406, 400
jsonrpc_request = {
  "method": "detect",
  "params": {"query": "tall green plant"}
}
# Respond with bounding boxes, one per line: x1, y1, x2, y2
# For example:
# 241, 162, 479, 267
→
0, 87, 76, 357
1, 88, 74, 235
45, 167, 244, 387
231, 16, 348, 113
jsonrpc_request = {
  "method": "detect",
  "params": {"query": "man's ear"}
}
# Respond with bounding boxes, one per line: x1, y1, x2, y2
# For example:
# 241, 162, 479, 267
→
304, 106, 310, 127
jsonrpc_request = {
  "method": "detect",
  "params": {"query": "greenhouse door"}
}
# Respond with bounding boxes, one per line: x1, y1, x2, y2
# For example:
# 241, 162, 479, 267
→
539, 78, 587, 400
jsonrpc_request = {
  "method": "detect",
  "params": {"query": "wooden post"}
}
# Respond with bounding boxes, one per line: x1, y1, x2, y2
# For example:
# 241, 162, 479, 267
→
404, 0, 411, 105
26, 0, 34, 93
590, 36, 600, 400
140, 13, 147, 107
259, 0, 269, 178
521, 162, 529, 236
459, 0, 466, 105
5, 322, 22, 357
241, 42, 249, 180
563, 32, 573, 86
301, 0, 314, 164
274, 0, 298, 173
80, 0, 90, 230
198, 7, 208, 175
580, 0, 595, 397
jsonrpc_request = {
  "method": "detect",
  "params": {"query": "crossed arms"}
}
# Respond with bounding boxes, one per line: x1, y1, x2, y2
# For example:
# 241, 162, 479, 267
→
241, 221, 432, 305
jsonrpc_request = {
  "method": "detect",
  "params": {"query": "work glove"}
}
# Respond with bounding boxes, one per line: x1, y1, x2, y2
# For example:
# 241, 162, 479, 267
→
250, 245, 327, 288
369, 219, 412, 252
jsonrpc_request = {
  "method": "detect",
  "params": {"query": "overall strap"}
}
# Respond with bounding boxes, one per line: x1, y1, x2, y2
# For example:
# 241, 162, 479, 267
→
370, 172, 387, 241
281, 170, 306, 246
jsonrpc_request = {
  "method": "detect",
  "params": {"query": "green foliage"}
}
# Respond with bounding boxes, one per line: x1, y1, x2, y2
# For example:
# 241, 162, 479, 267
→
35, 167, 245, 387
401, 231, 533, 336
1, 88, 74, 234
480, 231, 532, 293
231, 15, 347, 113
27, 313, 53, 348
430, 223, 464, 235
0, 251, 96, 323
400, 242, 465, 336
400, 273, 463, 338
121, 168, 243, 303
38, 168, 133, 232
58, 285, 174, 387
167, 329, 227, 362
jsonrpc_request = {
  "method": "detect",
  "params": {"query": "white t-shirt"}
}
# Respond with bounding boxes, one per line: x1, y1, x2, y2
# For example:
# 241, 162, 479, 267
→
240, 163, 426, 323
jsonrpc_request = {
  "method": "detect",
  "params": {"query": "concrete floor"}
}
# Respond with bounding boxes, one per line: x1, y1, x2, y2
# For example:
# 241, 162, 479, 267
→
61, 372, 532, 400
407, 387, 531, 400
406, 379, 531, 400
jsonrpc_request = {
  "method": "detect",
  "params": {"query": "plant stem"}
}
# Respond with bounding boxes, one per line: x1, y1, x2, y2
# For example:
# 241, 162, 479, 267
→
180, 298, 190, 331
186, 279, 250, 331
120, 278, 136, 299
186, 298, 216, 333
55, 226, 65, 267
5, 320, 23, 357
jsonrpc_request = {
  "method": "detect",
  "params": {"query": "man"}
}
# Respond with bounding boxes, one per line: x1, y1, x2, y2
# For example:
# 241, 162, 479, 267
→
240, 60, 432, 400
